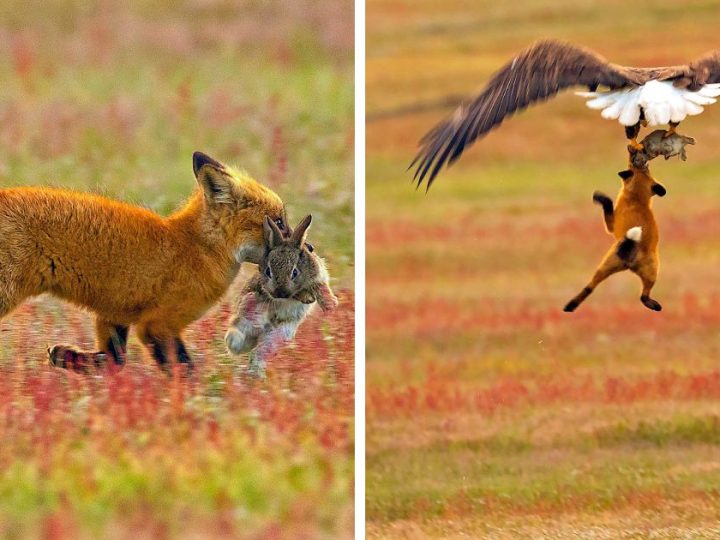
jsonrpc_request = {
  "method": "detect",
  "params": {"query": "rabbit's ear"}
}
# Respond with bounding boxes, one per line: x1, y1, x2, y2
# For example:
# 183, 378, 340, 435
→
290, 214, 312, 247
263, 216, 284, 249
280, 207, 292, 237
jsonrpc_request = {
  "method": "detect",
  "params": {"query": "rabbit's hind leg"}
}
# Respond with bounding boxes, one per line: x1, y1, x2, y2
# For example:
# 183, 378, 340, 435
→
225, 322, 258, 355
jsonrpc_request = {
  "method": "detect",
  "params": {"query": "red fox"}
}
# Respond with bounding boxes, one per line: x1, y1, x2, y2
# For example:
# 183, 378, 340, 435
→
564, 164, 666, 312
0, 152, 286, 372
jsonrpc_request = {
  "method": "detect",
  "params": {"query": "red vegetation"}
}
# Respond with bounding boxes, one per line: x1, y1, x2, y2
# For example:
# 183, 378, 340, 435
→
0, 290, 354, 535
367, 210, 720, 250
368, 362, 720, 418
368, 292, 720, 337
2, 293, 354, 449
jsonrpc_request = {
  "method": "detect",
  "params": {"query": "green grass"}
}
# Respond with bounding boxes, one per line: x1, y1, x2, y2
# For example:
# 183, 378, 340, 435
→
597, 416, 720, 447
368, 408, 720, 523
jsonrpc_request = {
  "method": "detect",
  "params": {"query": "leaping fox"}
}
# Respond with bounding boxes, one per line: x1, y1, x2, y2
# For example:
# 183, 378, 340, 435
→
564, 164, 666, 312
0, 152, 286, 373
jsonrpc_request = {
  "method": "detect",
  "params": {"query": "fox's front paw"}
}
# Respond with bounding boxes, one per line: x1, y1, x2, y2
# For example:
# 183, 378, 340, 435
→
225, 328, 251, 355
48, 345, 105, 374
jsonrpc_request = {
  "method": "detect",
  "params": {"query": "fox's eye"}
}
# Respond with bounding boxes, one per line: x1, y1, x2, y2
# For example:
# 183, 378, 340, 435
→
305, 242, 314, 253
264, 266, 272, 279
291, 267, 299, 280
275, 218, 285, 231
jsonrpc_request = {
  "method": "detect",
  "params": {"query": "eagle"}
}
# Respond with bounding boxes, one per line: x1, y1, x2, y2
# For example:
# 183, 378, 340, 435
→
411, 39, 720, 189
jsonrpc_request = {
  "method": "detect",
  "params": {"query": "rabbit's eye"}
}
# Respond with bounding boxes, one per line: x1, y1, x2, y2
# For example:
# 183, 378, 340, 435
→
305, 242, 314, 252
274, 218, 285, 231
291, 267, 299, 280
264, 266, 272, 279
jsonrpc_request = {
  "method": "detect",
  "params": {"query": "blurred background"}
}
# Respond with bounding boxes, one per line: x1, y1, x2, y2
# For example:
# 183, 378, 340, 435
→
366, 1, 720, 537
0, 1, 353, 537
0, 0, 353, 260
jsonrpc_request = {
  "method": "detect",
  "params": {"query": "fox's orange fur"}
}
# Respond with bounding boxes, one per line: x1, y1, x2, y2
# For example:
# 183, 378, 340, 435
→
0, 152, 285, 372
564, 164, 666, 312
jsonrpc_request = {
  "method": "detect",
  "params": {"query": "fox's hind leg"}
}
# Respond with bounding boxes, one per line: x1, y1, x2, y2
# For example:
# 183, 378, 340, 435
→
632, 257, 662, 311
49, 318, 129, 373
564, 248, 625, 312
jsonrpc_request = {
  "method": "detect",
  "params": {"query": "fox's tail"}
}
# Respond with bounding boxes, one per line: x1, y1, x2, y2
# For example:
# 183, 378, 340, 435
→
592, 191, 614, 233
617, 226, 642, 262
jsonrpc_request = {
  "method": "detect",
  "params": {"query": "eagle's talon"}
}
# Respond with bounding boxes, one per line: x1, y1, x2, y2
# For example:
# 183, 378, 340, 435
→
663, 124, 678, 139
628, 139, 644, 152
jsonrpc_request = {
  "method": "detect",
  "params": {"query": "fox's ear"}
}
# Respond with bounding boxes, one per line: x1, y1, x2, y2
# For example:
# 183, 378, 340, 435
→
652, 183, 667, 197
193, 151, 224, 176
618, 169, 633, 181
263, 216, 284, 249
290, 214, 312, 247
193, 151, 235, 204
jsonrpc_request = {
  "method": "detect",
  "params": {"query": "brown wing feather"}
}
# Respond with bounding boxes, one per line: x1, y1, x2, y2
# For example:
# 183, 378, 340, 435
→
690, 50, 720, 87
411, 39, 637, 189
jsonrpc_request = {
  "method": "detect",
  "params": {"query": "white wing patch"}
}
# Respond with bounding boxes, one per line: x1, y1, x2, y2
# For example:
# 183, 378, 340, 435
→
576, 81, 720, 126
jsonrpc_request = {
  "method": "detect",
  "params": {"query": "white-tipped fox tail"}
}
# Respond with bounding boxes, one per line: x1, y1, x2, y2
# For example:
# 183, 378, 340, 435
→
626, 226, 642, 242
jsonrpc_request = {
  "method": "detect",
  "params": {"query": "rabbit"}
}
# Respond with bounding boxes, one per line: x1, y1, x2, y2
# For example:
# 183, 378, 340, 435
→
224, 214, 338, 377
630, 129, 695, 169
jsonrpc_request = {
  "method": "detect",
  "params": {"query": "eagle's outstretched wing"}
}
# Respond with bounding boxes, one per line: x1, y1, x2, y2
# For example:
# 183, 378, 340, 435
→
690, 50, 720, 86
410, 40, 642, 189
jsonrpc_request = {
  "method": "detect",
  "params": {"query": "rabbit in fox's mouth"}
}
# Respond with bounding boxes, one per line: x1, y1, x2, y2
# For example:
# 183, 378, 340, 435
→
224, 214, 338, 378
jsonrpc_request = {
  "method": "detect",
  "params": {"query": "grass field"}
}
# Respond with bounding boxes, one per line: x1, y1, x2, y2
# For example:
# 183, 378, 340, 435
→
0, 1, 353, 537
366, 1, 720, 537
